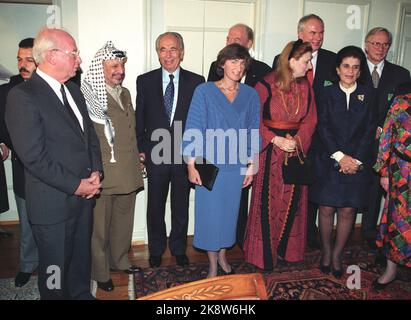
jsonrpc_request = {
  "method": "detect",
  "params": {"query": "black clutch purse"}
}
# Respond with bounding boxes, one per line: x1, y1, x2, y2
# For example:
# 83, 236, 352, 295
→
282, 137, 315, 185
194, 157, 219, 191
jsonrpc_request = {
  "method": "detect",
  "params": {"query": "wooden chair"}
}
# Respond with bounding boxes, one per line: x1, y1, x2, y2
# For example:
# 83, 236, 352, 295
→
137, 273, 268, 300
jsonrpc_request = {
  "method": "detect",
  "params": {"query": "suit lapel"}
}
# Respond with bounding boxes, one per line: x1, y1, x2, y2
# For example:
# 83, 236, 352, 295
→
153, 69, 169, 123
65, 83, 86, 141
313, 49, 324, 90
31, 73, 85, 142
245, 60, 257, 85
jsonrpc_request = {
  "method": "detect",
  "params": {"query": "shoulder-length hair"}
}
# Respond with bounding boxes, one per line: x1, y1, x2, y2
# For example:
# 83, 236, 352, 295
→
274, 40, 312, 91
216, 43, 251, 77
331, 45, 367, 84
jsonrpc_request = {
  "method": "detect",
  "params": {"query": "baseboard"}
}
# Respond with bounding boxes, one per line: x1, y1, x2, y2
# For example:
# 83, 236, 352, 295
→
0, 220, 19, 226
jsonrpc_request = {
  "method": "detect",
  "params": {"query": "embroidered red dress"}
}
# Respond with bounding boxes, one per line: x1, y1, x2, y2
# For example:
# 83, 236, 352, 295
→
243, 73, 317, 270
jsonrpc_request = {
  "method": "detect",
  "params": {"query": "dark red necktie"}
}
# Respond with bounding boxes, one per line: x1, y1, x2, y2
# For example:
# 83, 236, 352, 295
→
306, 68, 314, 87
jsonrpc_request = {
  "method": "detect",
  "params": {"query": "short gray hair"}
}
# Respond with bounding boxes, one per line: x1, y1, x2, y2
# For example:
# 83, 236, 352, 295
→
297, 14, 324, 33
155, 32, 185, 52
230, 23, 254, 42
365, 27, 392, 44
32, 28, 58, 64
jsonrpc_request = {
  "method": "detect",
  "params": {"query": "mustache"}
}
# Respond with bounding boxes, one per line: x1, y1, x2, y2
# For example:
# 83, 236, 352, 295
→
19, 67, 30, 73
112, 72, 125, 78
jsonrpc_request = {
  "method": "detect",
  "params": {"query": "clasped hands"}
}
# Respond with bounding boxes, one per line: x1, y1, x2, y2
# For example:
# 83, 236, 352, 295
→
338, 155, 359, 174
74, 171, 102, 199
272, 134, 296, 153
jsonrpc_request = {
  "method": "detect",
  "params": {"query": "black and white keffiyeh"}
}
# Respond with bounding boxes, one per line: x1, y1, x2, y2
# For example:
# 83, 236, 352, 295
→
81, 41, 127, 163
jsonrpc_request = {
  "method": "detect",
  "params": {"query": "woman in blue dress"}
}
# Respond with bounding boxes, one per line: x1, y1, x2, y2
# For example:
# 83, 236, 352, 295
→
182, 44, 260, 278
309, 46, 377, 278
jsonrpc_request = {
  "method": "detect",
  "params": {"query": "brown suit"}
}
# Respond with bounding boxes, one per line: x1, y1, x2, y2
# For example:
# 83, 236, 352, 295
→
91, 87, 143, 282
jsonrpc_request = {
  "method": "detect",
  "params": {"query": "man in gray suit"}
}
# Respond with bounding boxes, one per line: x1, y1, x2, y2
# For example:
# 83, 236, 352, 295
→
6, 28, 102, 300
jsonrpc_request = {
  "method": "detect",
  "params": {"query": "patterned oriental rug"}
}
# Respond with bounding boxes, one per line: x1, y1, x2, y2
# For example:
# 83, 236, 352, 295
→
134, 245, 411, 300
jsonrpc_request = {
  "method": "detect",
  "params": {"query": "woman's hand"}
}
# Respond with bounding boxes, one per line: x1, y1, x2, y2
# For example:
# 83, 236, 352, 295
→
272, 136, 296, 152
242, 164, 254, 188
187, 163, 202, 186
380, 177, 389, 192
339, 155, 359, 174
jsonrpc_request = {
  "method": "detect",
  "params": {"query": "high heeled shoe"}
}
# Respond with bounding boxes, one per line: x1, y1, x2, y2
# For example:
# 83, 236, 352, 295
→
332, 268, 343, 279
319, 264, 331, 274
372, 278, 396, 291
331, 255, 344, 279
217, 260, 235, 275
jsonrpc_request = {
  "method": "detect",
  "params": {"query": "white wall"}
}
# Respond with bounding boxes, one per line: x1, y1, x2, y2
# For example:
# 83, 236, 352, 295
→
0, 3, 48, 81
263, 0, 411, 65
0, 3, 49, 220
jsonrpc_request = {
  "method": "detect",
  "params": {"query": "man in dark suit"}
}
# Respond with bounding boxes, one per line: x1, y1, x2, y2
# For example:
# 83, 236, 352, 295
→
208, 23, 271, 249
361, 27, 410, 250
273, 14, 336, 250
6, 28, 102, 300
136, 32, 204, 268
208, 23, 271, 86
0, 38, 39, 288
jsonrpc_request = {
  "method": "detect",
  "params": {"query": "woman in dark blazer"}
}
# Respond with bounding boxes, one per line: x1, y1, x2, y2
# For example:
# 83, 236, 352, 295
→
309, 46, 377, 278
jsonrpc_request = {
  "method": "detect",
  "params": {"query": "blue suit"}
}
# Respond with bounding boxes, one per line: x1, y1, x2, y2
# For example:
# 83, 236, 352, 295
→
309, 83, 377, 208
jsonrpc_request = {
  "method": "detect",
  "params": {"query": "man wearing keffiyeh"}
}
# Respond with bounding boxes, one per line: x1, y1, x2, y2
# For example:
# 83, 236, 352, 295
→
81, 41, 144, 292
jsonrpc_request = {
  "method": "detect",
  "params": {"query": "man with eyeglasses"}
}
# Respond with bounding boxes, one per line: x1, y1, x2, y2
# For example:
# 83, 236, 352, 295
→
5, 28, 103, 299
81, 41, 144, 292
0, 38, 40, 289
362, 27, 410, 252
136, 32, 204, 268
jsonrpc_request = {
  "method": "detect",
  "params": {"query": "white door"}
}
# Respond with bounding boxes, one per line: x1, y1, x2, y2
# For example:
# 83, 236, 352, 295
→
147, 0, 258, 237
396, 3, 411, 71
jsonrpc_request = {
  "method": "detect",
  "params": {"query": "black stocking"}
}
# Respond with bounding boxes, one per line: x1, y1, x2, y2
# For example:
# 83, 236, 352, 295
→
332, 207, 356, 270
318, 206, 335, 266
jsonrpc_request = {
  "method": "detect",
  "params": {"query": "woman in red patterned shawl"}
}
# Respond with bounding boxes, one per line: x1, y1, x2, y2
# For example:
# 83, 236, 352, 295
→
372, 84, 411, 291
243, 40, 317, 270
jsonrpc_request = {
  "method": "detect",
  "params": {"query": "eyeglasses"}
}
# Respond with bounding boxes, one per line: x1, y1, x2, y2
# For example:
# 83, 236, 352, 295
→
51, 48, 81, 58
366, 41, 390, 49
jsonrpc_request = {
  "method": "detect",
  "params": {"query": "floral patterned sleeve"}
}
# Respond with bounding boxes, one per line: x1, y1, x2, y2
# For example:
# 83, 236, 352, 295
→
373, 98, 398, 177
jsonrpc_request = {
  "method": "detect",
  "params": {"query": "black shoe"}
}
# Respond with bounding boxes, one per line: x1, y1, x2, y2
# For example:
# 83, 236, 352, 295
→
14, 272, 32, 287
320, 264, 331, 274
149, 255, 162, 268
372, 278, 396, 291
124, 265, 141, 274
217, 260, 236, 275
332, 268, 344, 279
175, 254, 189, 267
224, 267, 235, 275
97, 279, 114, 292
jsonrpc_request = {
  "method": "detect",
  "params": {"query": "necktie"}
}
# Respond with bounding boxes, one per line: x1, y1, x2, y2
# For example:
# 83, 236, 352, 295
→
372, 65, 380, 88
306, 68, 314, 87
60, 84, 83, 132
163, 74, 174, 122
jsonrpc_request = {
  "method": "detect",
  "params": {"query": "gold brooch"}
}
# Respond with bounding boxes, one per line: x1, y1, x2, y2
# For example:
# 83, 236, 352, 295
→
357, 94, 364, 101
